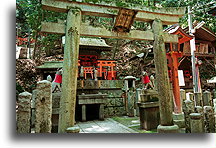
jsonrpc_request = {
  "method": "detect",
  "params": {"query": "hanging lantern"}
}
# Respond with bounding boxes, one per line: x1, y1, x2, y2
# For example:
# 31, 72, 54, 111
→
113, 8, 138, 33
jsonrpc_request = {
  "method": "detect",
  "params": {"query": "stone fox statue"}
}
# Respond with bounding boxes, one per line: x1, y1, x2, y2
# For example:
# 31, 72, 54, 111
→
52, 68, 63, 92
142, 71, 154, 89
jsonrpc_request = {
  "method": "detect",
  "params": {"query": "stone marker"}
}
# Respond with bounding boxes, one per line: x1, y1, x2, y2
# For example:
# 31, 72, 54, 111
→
152, 19, 179, 133
17, 92, 32, 133
212, 89, 216, 99
31, 89, 37, 128
194, 92, 202, 106
203, 106, 215, 133
190, 113, 204, 133
35, 80, 52, 133
213, 99, 216, 114
203, 90, 212, 106
183, 99, 194, 133
180, 89, 186, 102
58, 8, 81, 133
124, 76, 136, 117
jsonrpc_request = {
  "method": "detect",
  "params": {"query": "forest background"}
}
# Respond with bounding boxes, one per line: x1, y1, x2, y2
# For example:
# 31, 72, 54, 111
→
16, 0, 216, 94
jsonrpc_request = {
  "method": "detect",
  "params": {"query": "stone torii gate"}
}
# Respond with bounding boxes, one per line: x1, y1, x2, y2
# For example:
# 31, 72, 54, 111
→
41, 0, 185, 133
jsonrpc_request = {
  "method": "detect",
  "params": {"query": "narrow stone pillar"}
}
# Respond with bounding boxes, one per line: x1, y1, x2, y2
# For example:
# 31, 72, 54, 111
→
58, 8, 81, 133
203, 90, 212, 106
194, 92, 202, 106
35, 80, 52, 133
213, 89, 216, 99
17, 92, 32, 133
187, 92, 194, 101
190, 113, 204, 133
194, 106, 204, 132
183, 99, 195, 133
135, 88, 142, 116
99, 104, 104, 120
180, 89, 186, 102
31, 89, 37, 128
81, 105, 86, 122
203, 106, 215, 133
127, 89, 135, 117
213, 99, 216, 114
152, 19, 178, 132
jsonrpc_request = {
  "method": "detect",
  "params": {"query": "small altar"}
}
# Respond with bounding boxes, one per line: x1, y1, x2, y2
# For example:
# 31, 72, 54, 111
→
78, 93, 108, 121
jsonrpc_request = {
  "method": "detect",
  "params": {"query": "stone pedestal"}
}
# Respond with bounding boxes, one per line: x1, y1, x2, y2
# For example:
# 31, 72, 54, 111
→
35, 80, 52, 133
173, 112, 185, 131
17, 92, 32, 133
190, 113, 204, 133
138, 102, 160, 130
157, 124, 179, 133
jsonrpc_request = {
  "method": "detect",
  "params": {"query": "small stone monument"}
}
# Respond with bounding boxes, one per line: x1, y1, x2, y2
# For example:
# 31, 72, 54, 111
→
17, 92, 32, 133
124, 76, 136, 117
35, 80, 52, 133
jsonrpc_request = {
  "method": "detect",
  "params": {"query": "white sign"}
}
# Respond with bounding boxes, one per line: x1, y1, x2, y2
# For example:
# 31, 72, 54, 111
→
178, 70, 185, 86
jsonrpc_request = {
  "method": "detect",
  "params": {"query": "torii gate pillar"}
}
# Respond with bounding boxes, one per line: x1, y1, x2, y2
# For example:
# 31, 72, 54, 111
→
58, 8, 81, 133
152, 19, 179, 133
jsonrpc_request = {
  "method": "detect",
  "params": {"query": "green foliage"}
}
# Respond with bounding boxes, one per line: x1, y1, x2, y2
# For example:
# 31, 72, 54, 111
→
160, 0, 216, 32
16, 0, 216, 58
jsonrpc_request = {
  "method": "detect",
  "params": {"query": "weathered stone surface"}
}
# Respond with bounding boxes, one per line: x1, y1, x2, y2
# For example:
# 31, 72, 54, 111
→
127, 90, 135, 117
77, 80, 124, 89
66, 126, 80, 133
58, 8, 81, 133
138, 102, 160, 130
180, 89, 186, 101
190, 113, 204, 133
203, 106, 215, 133
153, 19, 173, 126
17, 92, 32, 133
173, 112, 185, 128
157, 124, 179, 133
194, 92, 202, 106
183, 99, 195, 133
213, 99, 216, 114
42, 0, 185, 25
214, 89, 216, 99
52, 92, 61, 108
35, 80, 52, 133
203, 90, 212, 106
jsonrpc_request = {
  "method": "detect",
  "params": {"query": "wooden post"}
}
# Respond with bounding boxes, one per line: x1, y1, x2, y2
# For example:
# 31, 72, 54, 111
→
152, 19, 174, 126
58, 8, 81, 133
